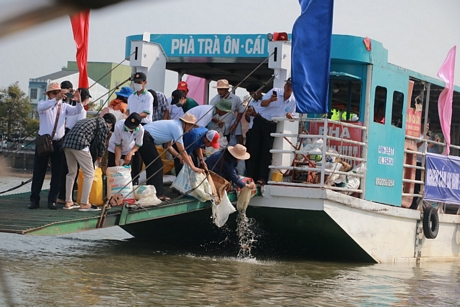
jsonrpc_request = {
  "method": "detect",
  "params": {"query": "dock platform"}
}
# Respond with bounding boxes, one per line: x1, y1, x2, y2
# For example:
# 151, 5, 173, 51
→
0, 190, 223, 236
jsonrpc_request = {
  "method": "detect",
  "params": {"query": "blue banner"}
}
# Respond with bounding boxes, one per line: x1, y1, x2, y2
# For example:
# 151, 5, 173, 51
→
292, 0, 334, 114
425, 153, 460, 205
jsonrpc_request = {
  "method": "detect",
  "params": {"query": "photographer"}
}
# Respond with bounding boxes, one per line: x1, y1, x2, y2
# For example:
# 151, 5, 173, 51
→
29, 83, 86, 210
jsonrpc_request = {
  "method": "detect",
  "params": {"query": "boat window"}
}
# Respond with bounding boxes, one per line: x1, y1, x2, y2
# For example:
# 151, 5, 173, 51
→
391, 91, 404, 128
329, 80, 361, 121
374, 86, 387, 124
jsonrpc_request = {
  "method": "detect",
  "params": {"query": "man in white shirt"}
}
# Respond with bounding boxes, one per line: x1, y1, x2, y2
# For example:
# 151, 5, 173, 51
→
208, 79, 245, 145
244, 83, 263, 146
127, 72, 154, 124
246, 78, 296, 185
29, 82, 86, 210
107, 112, 144, 168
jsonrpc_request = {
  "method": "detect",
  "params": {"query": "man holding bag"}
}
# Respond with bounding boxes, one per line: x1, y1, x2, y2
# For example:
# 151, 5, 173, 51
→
29, 83, 86, 210
61, 112, 116, 210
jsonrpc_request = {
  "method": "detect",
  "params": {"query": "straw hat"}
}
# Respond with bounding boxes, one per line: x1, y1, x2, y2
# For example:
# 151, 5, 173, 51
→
213, 79, 231, 89
46, 82, 61, 93
179, 113, 197, 125
228, 144, 250, 160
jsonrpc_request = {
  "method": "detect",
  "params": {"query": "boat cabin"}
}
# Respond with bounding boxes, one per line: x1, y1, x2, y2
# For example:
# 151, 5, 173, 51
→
270, 34, 460, 210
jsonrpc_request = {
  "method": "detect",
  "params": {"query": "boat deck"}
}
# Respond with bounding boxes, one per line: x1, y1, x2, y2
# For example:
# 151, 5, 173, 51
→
0, 189, 223, 236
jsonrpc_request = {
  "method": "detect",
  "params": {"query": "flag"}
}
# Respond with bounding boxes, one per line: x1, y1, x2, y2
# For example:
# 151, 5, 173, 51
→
437, 46, 456, 156
291, 0, 334, 114
70, 10, 90, 90
185, 75, 206, 105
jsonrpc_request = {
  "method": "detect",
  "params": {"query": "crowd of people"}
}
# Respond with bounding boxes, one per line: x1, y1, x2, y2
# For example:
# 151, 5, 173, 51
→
29, 74, 296, 210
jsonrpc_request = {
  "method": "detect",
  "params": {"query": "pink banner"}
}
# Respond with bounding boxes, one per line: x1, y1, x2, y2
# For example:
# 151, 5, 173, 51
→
185, 75, 206, 105
437, 46, 456, 156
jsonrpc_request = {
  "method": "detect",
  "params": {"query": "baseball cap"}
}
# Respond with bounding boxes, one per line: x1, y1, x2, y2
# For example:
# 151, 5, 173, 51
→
171, 89, 186, 105
177, 81, 188, 91
132, 72, 147, 82
124, 112, 142, 129
78, 88, 92, 101
206, 130, 220, 149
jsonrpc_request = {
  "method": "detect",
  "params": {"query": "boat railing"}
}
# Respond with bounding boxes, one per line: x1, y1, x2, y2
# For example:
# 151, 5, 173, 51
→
268, 116, 367, 196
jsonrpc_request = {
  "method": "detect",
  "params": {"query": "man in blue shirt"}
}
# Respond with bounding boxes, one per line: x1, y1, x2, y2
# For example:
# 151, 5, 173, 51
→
178, 127, 219, 174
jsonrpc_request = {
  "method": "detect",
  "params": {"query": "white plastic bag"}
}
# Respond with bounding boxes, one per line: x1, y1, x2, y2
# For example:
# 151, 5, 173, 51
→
345, 163, 367, 194
171, 164, 213, 202
133, 185, 162, 207
212, 191, 236, 227
106, 166, 135, 204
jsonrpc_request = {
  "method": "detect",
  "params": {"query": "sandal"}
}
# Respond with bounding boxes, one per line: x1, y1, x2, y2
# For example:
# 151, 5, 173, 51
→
78, 204, 101, 212
63, 202, 80, 210
256, 179, 266, 185
158, 196, 171, 202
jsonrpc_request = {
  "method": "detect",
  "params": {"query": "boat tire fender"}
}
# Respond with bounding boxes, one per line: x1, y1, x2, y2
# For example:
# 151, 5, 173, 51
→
423, 206, 439, 239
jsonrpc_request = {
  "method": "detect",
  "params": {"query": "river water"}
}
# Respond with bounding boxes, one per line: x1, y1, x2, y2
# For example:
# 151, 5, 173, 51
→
1, 175, 459, 306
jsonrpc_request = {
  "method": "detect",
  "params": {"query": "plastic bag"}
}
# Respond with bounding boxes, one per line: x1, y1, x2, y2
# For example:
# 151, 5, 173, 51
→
133, 185, 162, 207
212, 191, 236, 227
106, 165, 135, 204
171, 164, 213, 202
345, 163, 367, 194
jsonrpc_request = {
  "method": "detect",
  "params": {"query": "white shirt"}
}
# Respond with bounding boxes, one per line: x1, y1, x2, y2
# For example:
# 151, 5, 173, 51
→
108, 120, 144, 155
37, 98, 83, 140
186, 105, 214, 127
66, 108, 87, 130
259, 88, 296, 121
248, 98, 262, 129
127, 90, 154, 124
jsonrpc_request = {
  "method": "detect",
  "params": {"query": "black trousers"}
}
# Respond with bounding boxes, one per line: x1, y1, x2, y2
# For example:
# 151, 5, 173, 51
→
137, 131, 164, 195
30, 139, 64, 205
245, 115, 277, 182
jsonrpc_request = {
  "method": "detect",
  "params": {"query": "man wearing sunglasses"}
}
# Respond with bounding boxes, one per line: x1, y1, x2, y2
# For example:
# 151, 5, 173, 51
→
29, 82, 87, 210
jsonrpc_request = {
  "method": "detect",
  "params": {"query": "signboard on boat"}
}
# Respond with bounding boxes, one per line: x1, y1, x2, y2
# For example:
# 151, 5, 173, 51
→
425, 153, 460, 205
126, 34, 275, 60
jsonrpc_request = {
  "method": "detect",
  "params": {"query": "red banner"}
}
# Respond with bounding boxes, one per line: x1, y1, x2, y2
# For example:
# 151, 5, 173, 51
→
70, 10, 90, 90
405, 108, 421, 137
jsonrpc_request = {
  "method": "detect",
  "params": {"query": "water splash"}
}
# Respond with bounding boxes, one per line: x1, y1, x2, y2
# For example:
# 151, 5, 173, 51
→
236, 212, 258, 259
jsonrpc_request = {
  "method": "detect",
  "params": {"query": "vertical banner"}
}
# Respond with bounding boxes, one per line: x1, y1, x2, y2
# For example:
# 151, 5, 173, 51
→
425, 153, 460, 205
291, 0, 334, 114
70, 10, 90, 90
185, 75, 206, 105
437, 46, 456, 156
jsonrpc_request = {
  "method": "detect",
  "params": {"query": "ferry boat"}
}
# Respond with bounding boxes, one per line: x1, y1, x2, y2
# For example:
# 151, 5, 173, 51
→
117, 33, 460, 264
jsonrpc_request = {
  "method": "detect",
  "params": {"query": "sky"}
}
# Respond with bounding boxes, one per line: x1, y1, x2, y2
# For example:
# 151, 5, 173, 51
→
1, 0, 460, 96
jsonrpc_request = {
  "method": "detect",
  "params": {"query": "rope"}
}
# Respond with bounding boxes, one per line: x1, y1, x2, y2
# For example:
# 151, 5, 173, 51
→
0, 178, 32, 195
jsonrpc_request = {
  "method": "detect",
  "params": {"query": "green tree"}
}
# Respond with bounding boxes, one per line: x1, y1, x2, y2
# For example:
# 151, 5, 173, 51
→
0, 82, 31, 140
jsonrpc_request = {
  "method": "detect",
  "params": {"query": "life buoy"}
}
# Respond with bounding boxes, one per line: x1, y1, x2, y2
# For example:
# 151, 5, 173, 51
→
423, 206, 439, 239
